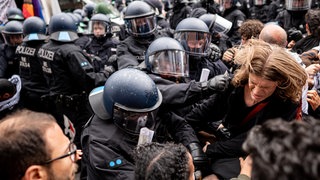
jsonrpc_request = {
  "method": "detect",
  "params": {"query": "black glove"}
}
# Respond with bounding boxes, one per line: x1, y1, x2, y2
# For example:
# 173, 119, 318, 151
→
186, 142, 209, 170
206, 73, 231, 91
287, 27, 303, 42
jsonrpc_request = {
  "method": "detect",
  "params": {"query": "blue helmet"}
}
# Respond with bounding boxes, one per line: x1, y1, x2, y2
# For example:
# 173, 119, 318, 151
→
48, 13, 78, 42
89, 68, 162, 120
6, 7, 24, 21
174, 17, 211, 56
22, 16, 47, 42
145, 37, 189, 78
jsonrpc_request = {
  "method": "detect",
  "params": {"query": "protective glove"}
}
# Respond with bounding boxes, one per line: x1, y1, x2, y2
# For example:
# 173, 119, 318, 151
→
205, 72, 231, 92
186, 142, 209, 170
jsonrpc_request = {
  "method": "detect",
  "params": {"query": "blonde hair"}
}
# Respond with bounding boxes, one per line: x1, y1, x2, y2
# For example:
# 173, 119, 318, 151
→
233, 39, 307, 103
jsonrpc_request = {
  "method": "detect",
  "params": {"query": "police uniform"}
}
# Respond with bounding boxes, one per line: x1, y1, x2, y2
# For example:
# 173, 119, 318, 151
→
38, 40, 108, 147
15, 41, 50, 112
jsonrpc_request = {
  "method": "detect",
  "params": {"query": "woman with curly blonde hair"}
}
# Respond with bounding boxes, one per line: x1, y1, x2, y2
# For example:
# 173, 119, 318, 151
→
185, 39, 307, 179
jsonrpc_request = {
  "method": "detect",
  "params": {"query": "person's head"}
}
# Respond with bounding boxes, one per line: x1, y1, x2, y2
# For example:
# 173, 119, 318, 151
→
232, 39, 307, 103
83, 3, 96, 19
0, 109, 78, 180
285, 0, 311, 11
22, 16, 47, 42
48, 13, 79, 42
134, 142, 195, 180
0, 79, 16, 101
239, 19, 264, 44
223, 0, 238, 10
1, 20, 23, 46
259, 24, 288, 48
124, 1, 157, 38
89, 68, 162, 134
145, 37, 189, 78
89, 13, 111, 38
305, 9, 320, 37
174, 17, 211, 57
243, 117, 320, 180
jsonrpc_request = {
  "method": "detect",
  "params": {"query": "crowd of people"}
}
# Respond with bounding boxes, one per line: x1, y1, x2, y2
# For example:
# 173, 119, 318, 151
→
0, 0, 320, 179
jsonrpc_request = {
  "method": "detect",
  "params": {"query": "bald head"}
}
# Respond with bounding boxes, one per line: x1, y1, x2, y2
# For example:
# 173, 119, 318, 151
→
259, 24, 287, 48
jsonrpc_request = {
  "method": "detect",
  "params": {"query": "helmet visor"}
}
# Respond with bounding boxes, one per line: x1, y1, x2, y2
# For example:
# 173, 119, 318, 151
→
2, 33, 23, 46
149, 50, 189, 77
113, 107, 154, 134
125, 16, 156, 36
175, 31, 211, 56
211, 15, 232, 34
253, 0, 266, 5
286, 0, 311, 10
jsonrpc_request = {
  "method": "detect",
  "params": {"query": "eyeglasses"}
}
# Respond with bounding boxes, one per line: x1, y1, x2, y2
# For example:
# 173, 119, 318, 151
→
42, 142, 77, 164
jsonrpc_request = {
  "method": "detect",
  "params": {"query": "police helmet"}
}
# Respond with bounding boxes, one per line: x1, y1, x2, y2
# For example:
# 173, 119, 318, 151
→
174, 17, 211, 56
22, 16, 47, 42
124, 1, 157, 37
48, 13, 79, 42
6, 8, 24, 21
286, 0, 311, 11
145, 37, 189, 78
89, 68, 162, 133
2, 20, 23, 46
83, 3, 96, 19
199, 13, 232, 34
144, 0, 164, 15
89, 13, 112, 36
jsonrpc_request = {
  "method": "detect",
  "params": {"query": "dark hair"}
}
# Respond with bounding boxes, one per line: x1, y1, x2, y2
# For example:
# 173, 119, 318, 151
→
305, 9, 320, 38
133, 142, 191, 180
0, 109, 56, 180
243, 117, 320, 180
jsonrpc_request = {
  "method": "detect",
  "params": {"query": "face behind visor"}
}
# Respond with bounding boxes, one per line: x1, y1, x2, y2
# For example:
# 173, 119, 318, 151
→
125, 15, 157, 37
175, 31, 211, 57
149, 49, 189, 78
113, 105, 155, 134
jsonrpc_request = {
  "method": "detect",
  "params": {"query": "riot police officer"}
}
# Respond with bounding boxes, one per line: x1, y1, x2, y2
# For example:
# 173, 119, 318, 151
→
276, 0, 311, 34
37, 13, 109, 148
6, 7, 25, 22
169, 0, 192, 30
117, 1, 165, 69
221, 0, 246, 46
0, 20, 23, 78
76, 13, 119, 72
174, 18, 229, 81
82, 68, 206, 179
15, 16, 49, 113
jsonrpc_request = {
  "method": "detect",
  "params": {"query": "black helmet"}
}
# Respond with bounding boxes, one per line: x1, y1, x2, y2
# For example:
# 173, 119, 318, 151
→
286, 0, 311, 10
145, 37, 189, 78
83, 3, 96, 19
6, 7, 24, 21
89, 13, 112, 36
89, 68, 162, 133
199, 13, 232, 34
174, 17, 211, 56
2, 20, 23, 46
22, 16, 47, 42
144, 0, 164, 15
124, 1, 157, 37
48, 13, 78, 42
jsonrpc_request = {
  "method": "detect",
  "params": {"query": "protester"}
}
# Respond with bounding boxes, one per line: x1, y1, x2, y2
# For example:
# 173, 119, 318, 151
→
0, 109, 79, 180
186, 39, 307, 178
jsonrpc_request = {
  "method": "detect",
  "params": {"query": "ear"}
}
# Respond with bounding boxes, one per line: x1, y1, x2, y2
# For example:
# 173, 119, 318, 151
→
23, 165, 47, 180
